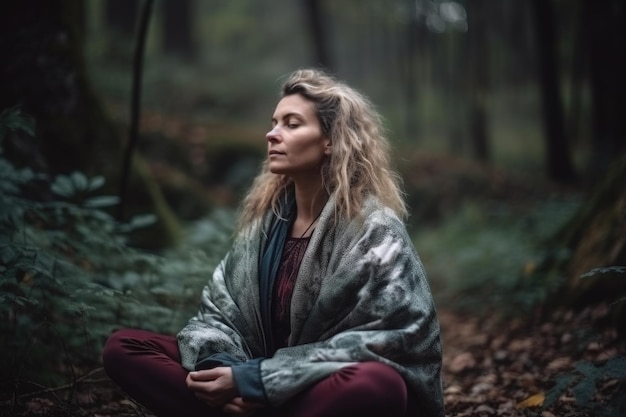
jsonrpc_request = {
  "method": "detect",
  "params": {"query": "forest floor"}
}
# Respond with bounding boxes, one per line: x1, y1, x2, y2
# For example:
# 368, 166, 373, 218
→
2, 303, 624, 417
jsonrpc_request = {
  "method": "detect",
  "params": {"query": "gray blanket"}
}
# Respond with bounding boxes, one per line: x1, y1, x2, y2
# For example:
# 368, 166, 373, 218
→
177, 194, 444, 416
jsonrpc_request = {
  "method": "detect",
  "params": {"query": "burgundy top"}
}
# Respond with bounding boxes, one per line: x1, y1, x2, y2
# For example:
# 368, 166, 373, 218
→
272, 236, 311, 349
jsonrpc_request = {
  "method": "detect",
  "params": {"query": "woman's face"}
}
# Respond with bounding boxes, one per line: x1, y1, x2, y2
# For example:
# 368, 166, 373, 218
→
266, 94, 331, 180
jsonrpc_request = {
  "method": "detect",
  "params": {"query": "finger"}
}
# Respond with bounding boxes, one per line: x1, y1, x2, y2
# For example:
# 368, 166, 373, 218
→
191, 384, 235, 406
194, 392, 219, 407
188, 369, 220, 381
225, 397, 265, 413
186, 374, 220, 392
226, 397, 245, 407
222, 402, 252, 415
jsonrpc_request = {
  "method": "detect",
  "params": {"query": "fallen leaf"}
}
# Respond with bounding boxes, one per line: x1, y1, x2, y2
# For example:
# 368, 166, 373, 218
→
475, 404, 496, 414
515, 392, 545, 409
547, 357, 571, 371
444, 385, 463, 395
448, 352, 476, 373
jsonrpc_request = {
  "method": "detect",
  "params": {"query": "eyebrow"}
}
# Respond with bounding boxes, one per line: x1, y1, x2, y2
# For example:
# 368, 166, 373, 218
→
271, 112, 304, 124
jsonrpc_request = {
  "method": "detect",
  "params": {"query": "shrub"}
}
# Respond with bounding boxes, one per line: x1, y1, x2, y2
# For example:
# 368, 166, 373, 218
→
0, 107, 233, 397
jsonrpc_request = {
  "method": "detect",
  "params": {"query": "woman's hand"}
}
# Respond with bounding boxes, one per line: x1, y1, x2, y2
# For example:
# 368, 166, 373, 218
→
223, 397, 265, 416
186, 367, 239, 407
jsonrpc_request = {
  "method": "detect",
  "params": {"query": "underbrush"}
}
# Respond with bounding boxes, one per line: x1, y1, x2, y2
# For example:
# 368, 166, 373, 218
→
421, 198, 626, 417
414, 197, 581, 315
0, 108, 235, 399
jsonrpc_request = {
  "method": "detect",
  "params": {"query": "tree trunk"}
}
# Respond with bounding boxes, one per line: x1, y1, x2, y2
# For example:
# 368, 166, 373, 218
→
467, 0, 491, 163
403, 1, 420, 141
530, 0, 577, 183
565, 2, 587, 150
584, 0, 626, 181
302, 0, 332, 70
162, 0, 196, 60
106, 0, 140, 37
0, 0, 180, 249
540, 154, 626, 331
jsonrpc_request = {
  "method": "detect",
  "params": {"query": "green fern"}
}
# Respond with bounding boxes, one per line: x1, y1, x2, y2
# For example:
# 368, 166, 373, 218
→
0, 106, 35, 142
544, 356, 626, 417
580, 266, 626, 279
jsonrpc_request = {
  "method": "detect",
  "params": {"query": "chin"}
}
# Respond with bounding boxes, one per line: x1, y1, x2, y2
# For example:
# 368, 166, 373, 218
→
268, 163, 289, 174
268, 166, 286, 175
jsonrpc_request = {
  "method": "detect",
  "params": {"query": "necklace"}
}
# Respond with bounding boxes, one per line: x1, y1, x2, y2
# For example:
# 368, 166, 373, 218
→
292, 209, 322, 239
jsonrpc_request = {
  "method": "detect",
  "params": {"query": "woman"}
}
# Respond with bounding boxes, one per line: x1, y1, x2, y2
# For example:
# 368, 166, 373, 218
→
103, 69, 444, 417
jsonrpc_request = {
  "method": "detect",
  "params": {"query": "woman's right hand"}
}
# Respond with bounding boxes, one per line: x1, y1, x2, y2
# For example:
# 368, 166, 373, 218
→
222, 396, 265, 416
186, 367, 239, 407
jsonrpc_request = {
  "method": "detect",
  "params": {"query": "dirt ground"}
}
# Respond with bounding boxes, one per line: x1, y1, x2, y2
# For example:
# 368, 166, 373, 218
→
1, 304, 624, 417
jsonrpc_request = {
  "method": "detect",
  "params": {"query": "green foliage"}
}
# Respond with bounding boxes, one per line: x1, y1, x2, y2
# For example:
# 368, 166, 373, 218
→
0, 108, 234, 391
580, 266, 626, 280
0, 106, 35, 142
544, 356, 626, 417
414, 198, 580, 314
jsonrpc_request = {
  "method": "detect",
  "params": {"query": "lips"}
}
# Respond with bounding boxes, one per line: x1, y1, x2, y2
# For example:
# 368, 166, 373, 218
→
269, 150, 285, 156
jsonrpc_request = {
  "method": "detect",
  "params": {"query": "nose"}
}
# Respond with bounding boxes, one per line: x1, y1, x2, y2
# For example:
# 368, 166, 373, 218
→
266, 125, 280, 142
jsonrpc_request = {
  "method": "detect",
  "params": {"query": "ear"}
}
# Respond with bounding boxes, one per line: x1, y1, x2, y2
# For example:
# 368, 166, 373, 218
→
323, 137, 332, 155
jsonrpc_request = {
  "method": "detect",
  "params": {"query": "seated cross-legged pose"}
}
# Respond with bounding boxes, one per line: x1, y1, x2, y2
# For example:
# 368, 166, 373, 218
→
103, 68, 444, 417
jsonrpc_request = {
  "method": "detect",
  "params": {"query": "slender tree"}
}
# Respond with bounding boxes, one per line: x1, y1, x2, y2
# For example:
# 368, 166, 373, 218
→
106, 0, 140, 37
302, 0, 332, 70
530, 0, 577, 183
403, 0, 420, 140
466, 0, 491, 163
118, 0, 155, 221
583, 0, 626, 180
162, 0, 196, 60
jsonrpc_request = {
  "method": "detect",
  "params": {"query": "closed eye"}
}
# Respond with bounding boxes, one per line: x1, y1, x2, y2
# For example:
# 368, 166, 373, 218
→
270, 113, 305, 129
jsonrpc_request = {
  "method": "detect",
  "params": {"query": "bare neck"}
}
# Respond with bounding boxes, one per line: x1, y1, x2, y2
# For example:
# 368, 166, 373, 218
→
291, 180, 327, 238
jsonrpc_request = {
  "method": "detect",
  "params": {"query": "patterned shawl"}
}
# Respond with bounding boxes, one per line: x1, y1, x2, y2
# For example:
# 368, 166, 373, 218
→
177, 192, 444, 417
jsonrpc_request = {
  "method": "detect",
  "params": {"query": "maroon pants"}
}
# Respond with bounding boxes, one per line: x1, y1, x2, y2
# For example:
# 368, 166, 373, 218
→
102, 329, 414, 417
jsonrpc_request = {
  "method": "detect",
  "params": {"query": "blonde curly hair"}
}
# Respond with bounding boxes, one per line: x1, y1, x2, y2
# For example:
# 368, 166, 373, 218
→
238, 68, 407, 229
